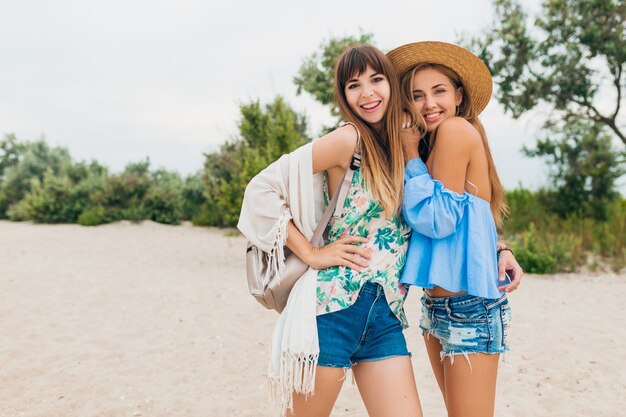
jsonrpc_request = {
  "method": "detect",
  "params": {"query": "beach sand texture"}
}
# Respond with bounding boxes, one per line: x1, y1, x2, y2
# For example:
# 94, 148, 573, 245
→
1, 221, 624, 417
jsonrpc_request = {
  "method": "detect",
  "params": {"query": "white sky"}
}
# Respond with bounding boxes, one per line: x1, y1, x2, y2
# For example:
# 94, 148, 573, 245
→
1, 0, 621, 191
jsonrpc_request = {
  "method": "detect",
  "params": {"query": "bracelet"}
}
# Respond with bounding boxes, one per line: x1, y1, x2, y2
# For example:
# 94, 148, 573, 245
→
497, 247, 514, 256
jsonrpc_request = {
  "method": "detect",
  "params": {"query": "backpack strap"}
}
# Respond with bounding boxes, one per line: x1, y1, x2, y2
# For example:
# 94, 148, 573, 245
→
342, 122, 362, 169
309, 123, 362, 246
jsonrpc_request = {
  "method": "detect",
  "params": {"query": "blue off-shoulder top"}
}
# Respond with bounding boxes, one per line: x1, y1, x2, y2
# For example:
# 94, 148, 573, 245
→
400, 157, 502, 299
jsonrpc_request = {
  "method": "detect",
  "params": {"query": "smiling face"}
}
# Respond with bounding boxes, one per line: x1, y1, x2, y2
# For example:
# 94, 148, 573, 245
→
344, 65, 390, 129
411, 67, 463, 132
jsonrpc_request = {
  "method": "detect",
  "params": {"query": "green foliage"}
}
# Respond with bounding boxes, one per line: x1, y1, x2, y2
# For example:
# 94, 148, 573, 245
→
202, 142, 258, 227
293, 32, 374, 121
70, 162, 109, 211
509, 222, 581, 274
7, 158, 108, 223
180, 173, 207, 221
8, 170, 74, 222
468, 0, 625, 221
523, 120, 625, 219
238, 96, 309, 157
0, 135, 195, 225
143, 169, 184, 225
504, 189, 626, 273
201, 96, 309, 227
510, 238, 558, 274
469, 0, 625, 144
190, 204, 217, 226
0, 133, 26, 181
78, 206, 107, 226
100, 160, 151, 222
0, 139, 71, 218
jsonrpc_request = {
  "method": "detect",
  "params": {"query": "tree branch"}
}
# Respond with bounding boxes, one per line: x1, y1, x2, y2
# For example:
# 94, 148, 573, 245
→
569, 98, 625, 145
612, 64, 622, 121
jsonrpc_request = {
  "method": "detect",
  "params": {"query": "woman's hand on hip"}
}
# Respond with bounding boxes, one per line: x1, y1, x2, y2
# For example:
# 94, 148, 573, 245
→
304, 236, 372, 271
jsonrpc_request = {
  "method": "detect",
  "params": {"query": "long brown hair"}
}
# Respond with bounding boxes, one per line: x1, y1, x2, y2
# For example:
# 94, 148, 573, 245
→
333, 45, 405, 217
400, 63, 509, 225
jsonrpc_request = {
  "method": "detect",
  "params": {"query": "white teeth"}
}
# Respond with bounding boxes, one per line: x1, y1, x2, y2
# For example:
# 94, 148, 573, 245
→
425, 112, 441, 121
362, 102, 379, 109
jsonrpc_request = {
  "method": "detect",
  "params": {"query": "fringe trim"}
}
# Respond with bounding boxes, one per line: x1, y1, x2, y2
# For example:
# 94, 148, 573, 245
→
269, 351, 319, 417
262, 209, 292, 287
502, 350, 512, 368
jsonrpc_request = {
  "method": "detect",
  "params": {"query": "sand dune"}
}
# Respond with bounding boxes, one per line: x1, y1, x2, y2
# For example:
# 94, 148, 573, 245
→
0, 221, 624, 416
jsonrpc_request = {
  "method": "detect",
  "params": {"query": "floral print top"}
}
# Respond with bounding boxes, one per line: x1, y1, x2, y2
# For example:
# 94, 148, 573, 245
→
316, 167, 411, 328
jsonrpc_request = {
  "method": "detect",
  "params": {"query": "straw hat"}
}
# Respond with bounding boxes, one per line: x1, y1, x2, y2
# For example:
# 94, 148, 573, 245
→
387, 41, 493, 115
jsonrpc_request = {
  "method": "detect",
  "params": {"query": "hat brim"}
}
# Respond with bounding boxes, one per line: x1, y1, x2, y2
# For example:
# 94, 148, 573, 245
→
387, 41, 493, 115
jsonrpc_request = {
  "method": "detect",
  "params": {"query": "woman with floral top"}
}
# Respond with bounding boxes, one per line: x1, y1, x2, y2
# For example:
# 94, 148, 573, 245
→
278, 44, 421, 417
239, 44, 522, 417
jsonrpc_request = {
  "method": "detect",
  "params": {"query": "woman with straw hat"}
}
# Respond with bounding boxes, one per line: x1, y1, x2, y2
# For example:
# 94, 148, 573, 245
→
388, 41, 519, 417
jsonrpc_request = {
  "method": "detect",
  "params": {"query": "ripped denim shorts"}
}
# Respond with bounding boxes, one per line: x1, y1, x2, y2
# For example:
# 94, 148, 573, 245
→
419, 291, 511, 363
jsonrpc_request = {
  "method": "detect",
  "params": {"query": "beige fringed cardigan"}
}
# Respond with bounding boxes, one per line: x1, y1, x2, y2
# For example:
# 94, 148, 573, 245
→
237, 142, 326, 415
238, 142, 325, 283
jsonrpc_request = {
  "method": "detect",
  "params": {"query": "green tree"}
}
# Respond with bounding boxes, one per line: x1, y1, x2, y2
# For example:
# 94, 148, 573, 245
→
470, 0, 625, 143
0, 134, 26, 181
201, 96, 309, 226
524, 120, 625, 219
293, 32, 374, 123
238, 96, 309, 160
468, 0, 625, 217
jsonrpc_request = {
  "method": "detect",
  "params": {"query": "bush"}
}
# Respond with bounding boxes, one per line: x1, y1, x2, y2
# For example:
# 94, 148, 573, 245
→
181, 173, 206, 221
2, 153, 192, 225
78, 206, 107, 226
142, 169, 184, 224
0, 140, 71, 218
103, 160, 151, 210
6, 158, 108, 224
512, 246, 558, 274
191, 201, 221, 226
7, 171, 79, 223
201, 96, 309, 227
504, 191, 625, 273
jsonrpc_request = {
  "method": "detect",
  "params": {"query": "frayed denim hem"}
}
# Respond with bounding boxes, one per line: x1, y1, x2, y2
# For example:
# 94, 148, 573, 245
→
351, 351, 412, 366
440, 349, 512, 372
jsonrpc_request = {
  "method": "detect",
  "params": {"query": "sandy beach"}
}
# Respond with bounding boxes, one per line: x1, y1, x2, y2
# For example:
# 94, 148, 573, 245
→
0, 221, 624, 417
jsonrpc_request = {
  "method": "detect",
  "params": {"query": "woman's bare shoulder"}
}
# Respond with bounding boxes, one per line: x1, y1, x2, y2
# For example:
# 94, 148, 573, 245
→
312, 124, 359, 171
318, 124, 358, 146
435, 117, 481, 149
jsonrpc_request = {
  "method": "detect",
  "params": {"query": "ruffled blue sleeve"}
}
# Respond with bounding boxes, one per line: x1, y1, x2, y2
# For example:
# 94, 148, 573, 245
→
403, 157, 470, 239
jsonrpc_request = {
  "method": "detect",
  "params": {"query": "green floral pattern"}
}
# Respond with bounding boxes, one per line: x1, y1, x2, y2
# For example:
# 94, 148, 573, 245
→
317, 168, 411, 327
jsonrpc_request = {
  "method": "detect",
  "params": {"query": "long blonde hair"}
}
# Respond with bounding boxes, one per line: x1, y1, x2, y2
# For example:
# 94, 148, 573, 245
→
400, 63, 509, 225
333, 45, 405, 217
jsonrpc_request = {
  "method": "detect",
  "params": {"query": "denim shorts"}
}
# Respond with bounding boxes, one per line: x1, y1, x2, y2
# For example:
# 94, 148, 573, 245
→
419, 292, 511, 361
316, 281, 410, 368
